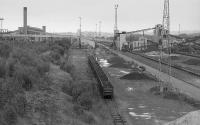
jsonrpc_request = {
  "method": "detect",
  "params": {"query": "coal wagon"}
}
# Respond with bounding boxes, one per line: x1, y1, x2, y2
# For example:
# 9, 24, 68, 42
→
88, 55, 113, 99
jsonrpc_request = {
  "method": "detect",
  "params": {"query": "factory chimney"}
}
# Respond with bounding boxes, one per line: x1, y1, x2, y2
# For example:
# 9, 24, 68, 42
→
23, 7, 27, 34
42, 26, 46, 33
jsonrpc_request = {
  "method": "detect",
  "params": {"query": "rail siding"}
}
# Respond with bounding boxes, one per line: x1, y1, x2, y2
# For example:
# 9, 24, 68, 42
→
130, 51, 200, 77
175, 52, 200, 58
88, 55, 113, 98
100, 43, 200, 101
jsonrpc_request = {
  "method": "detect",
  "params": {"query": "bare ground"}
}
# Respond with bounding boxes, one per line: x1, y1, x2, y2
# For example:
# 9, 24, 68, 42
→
68, 48, 113, 125
95, 46, 197, 125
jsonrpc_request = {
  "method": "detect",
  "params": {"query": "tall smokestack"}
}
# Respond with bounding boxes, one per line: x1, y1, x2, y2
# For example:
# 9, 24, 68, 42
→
23, 7, 27, 34
42, 26, 46, 33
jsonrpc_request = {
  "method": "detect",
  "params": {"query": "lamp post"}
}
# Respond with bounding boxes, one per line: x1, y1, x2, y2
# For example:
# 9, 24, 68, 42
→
99, 21, 101, 37
79, 17, 82, 48
0, 17, 4, 33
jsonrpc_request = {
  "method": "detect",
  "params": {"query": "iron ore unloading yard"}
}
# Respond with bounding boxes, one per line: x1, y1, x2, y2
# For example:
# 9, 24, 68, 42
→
0, 0, 200, 125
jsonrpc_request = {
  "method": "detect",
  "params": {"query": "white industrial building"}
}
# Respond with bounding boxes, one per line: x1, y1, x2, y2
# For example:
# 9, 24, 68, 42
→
129, 37, 148, 51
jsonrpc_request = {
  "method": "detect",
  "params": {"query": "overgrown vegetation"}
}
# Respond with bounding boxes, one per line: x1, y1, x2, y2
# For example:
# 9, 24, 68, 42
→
0, 38, 71, 125
0, 38, 112, 125
61, 62, 99, 124
60, 49, 112, 125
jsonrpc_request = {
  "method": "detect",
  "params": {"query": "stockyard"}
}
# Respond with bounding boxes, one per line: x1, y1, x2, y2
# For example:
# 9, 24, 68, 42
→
0, 0, 200, 125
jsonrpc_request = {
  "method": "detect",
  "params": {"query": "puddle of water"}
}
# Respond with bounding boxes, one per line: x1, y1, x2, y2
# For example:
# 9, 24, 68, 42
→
127, 87, 134, 92
120, 70, 130, 74
110, 74, 121, 77
138, 105, 146, 108
154, 119, 167, 124
99, 59, 107, 62
128, 108, 134, 110
129, 112, 152, 119
99, 59, 110, 67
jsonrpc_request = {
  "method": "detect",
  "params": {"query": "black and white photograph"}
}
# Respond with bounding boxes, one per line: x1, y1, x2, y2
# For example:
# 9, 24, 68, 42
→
0, 0, 200, 125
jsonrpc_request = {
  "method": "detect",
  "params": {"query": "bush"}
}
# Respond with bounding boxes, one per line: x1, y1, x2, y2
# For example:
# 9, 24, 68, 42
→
50, 51, 61, 64
77, 92, 92, 110
12, 48, 37, 67
0, 88, 8, 108
0, 43, 11, 58
69, 80, 96, 111
13, 64, 39, 91
3, 105, 17, 125
5, 58, 16, 77
80, 112, 95, 124
14, 94, 27, 117
35, 42, 50, 54
71, 84, 83, 101
62, 82, 73, 96
37, 61, 50, 75
51, 44, 65, 56
55, 39, 71, 50
0, 59, 6, 78
73, 104, 83, 115
60, 62, 74, 74
12, 47, 50, 76
0, 41, 57, 124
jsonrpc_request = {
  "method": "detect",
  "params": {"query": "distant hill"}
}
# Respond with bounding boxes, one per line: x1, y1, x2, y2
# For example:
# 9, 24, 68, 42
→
171, 31, 200, 36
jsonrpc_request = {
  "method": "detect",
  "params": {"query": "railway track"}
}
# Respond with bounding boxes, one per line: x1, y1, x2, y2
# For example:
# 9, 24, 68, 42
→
175, 52, 200, 59
127, 51, 200, 90
88, 55, 127, 125
88, 55, 113, 98
105, 99, 127, 125
98, 41, 200, 78
98, 41, 200, 77
98, 42, 200, 90
129, 51, 200, 78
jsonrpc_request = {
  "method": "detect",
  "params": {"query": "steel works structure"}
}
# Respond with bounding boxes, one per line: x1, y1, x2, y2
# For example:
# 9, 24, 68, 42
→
112, 0, 179, 92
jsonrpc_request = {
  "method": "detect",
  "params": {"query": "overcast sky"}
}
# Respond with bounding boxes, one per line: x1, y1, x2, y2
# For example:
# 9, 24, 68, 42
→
0, 0, 200, 33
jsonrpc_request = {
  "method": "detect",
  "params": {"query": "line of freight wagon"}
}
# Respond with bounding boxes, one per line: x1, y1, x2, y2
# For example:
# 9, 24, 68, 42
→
88, 55, 114, 99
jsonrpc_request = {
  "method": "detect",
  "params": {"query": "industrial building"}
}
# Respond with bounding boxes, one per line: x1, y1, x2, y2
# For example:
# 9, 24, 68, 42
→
18, 26, 46, 35
0, 7, 73, 42
129, 37, 148, 51
18, 7, 46, 35
8, 7, 48, 41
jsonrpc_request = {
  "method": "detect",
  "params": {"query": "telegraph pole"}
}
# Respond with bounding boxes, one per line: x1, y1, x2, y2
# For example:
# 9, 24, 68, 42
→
0, 17, 4, 33
113, 4, 119, 49
114, 4, 118, 31
96, 23, 98, 38
99, 21, 101, 37
162, 0, 171, 92
79, 17, 82, 48
163, 0, 170, 33
95, 23, 98, 42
